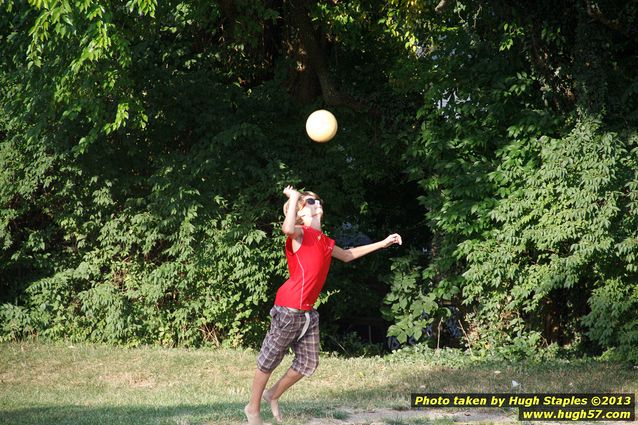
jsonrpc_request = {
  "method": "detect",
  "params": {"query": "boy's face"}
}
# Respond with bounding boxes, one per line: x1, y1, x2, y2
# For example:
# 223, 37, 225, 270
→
298, 196, 323, 219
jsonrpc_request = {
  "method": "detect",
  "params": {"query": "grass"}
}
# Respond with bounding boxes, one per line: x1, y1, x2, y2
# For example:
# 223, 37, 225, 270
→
0, 341, 636, 425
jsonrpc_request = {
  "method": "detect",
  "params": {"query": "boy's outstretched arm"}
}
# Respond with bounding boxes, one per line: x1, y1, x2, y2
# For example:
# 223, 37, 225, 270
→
332, 233, 402, 263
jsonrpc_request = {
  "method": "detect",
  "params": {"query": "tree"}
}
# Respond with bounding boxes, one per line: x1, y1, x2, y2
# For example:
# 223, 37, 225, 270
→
383, 0, 638, 360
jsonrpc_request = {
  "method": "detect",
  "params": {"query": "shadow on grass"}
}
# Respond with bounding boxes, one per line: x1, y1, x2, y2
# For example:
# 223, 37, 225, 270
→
0, 403, 235, 425
0, 402, 348, 425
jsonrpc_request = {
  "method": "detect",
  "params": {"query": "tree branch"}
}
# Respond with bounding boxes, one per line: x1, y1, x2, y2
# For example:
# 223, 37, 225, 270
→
289, 0, 370, 112
585, 0, 635, 39
435, 0, 455, 13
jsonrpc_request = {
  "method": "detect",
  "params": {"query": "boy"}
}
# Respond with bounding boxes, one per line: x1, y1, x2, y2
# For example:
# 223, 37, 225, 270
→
244, 185, 402, 425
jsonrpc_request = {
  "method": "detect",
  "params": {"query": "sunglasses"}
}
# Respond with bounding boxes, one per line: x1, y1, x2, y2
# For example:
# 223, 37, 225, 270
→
303, 197, 322, 206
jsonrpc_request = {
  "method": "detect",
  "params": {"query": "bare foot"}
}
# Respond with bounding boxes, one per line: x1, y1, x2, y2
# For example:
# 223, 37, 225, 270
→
262, 388, 282, 422
244, 405, 264, 425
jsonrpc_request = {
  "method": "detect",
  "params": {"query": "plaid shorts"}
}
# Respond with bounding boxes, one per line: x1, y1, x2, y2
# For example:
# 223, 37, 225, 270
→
256, 305, 320, 377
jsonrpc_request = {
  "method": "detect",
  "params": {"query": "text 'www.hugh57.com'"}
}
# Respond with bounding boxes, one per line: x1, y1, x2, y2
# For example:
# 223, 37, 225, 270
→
410, 393, 635, 421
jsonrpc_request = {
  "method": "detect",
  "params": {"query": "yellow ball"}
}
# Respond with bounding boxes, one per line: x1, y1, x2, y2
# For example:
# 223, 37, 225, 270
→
305, 109, 338, 143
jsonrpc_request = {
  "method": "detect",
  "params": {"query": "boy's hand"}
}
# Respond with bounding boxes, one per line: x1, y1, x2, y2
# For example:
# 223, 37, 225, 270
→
382, 233, 402, 248
283, 185, 301, 199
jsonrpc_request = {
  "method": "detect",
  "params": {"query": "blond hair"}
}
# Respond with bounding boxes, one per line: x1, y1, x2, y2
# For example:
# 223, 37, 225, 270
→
282, 191, 322, 224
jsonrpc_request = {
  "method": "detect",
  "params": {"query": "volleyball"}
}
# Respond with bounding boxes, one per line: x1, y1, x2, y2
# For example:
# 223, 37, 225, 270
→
305, 109, 338, 143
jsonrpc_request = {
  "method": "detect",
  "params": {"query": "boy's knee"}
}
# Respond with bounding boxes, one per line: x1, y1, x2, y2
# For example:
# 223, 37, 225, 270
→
256, 348, 286, 374
257, 363, 276, 374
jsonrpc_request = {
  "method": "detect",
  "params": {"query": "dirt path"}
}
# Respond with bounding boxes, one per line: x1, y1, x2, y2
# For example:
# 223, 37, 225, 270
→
305, 406, 518, 424
302, 406, 629, 425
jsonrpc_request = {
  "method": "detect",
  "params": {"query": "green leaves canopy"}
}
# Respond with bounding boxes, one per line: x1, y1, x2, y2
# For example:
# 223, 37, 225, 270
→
383, 0, 638, 360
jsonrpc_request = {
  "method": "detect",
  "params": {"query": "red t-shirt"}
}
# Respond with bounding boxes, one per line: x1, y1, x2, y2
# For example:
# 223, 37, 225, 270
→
275, 226, 335, 310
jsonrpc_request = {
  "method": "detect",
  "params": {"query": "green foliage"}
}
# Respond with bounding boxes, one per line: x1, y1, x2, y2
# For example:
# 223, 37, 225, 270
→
384, 341, 569, 368
381, 250, 437, 345
322, 331, 384, 358
584, 278, 638, 364
381, 0, 638, 359
0, 303, 33, 342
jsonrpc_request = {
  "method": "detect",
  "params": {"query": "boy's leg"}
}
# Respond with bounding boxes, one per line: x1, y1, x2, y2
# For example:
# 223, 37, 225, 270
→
245, 368, 272, 425
262, 368, 303, 421
247, 306, 300, 424
264, 309, 320, 421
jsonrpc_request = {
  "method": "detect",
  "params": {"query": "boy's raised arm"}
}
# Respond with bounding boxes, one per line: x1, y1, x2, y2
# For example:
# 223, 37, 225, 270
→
281, 185, 302, 236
